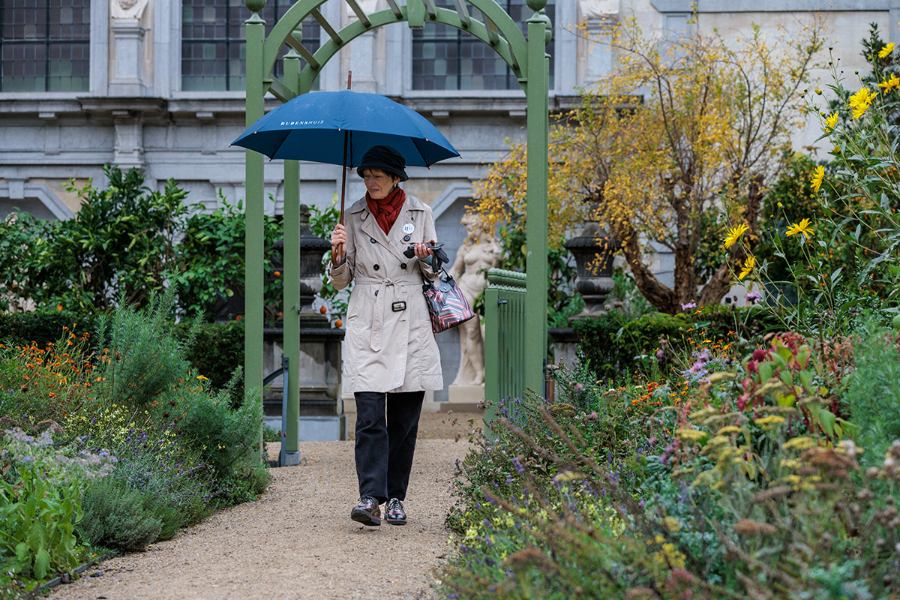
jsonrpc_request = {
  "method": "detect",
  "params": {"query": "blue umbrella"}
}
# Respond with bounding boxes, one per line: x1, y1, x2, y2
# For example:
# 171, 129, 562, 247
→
232, 89, 459, 166
232, 88, 460, 222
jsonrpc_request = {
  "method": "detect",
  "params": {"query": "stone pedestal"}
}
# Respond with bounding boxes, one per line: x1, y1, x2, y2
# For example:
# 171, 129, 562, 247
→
110, 19, 146, 96
263, 315, 346, 440
444, 384, 485, 412
549, 327, 580, 370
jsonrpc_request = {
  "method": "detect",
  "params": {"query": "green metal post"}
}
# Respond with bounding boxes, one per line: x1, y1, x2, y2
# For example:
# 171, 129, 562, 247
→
245, 11, 266, 417
281, 45, 301, 465
524, 8, 550, 396
484, 283, 500, 430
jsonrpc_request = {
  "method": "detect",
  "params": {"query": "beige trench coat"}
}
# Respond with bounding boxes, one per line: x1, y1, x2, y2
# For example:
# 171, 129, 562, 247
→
328, 194, 443, 394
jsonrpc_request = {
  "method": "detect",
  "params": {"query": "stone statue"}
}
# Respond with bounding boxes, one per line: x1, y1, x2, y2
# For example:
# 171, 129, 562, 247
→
111, 0, 150, 20
580, 0, 619, 19
448, 213, 502, 386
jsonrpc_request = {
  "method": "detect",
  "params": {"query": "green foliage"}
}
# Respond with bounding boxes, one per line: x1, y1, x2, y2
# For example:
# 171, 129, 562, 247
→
0, 212, 47, 313
171, 193, 283, 323
9, 166, 188, 313
76, 478, 165, 552
573, 305, 783, 382
173, 384, 268, 504
176, 319, 244, 405
308, 198, 348, 319
845, 323, 900, 461
0, 311, 96, 349
496, 223, 581, 328
95, 288, 192, 408
442, 334, 900, 600
0, 458, 82, 580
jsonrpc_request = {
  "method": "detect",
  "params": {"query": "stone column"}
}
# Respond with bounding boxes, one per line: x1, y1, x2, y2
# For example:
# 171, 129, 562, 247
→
112, 110, 144, 169
109, 19, 146, 96
345, 1, 377, 93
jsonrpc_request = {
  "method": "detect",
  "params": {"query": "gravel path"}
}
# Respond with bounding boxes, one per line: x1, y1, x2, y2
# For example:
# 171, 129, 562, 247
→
50, 413, 479, 600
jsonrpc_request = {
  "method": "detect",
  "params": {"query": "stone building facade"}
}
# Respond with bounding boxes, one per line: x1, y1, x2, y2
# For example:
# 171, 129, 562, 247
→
0, 0, 896, 400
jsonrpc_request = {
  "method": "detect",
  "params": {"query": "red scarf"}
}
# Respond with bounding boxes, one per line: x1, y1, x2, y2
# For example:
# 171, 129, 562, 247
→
366, 186, 406, 235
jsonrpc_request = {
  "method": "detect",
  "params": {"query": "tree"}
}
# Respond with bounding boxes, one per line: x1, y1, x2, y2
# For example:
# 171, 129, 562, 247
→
473, 17, 823, 313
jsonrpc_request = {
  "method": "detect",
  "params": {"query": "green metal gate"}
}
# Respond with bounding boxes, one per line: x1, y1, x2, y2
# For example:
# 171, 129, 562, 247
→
484, 268, 527, 424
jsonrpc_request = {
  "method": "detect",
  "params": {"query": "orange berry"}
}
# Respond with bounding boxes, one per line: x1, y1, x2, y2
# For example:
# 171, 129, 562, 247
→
235, 315, 243, 321
274, 271, 281, 278
278, 312, 283, 318
319, 306, 328, 314
57, 305, 63, 311
335, 319, 343, 328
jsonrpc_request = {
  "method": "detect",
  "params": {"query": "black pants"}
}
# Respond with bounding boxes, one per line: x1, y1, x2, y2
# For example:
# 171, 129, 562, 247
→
354, 391, 425, 504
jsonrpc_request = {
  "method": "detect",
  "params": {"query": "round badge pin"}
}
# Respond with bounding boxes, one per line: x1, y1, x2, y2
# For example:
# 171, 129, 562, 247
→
402, 223, 415, 235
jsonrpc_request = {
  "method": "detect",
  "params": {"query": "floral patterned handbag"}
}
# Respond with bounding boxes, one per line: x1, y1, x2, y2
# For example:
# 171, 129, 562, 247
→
416, 243, 476, 334
422, 270, 476, 334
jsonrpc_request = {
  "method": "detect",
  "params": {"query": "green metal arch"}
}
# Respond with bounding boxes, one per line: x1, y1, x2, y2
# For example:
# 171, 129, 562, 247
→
261, 0, 529, 98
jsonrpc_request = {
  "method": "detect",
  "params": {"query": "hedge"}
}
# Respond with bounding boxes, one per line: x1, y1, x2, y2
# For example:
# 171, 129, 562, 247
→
0, 312, 244, 397
572, 305, 785, 382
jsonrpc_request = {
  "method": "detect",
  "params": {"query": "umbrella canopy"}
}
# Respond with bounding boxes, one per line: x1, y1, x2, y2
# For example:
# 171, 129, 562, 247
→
231, 90, 460, 167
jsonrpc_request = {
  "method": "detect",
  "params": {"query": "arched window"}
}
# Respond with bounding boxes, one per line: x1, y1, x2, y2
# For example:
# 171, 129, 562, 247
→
181, 0, 320, 92
0, 0, 91, 92
411, 0, 554, 91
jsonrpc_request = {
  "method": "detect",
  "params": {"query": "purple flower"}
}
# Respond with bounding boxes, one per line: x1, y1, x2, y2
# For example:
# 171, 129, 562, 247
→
512, 457, 524, 474
680, 302, 697, 311
746, 291, 762, 305
574, 383, 584, 392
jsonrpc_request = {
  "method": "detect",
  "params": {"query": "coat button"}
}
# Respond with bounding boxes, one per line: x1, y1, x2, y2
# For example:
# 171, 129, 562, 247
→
370, 238, 376, 243
400, 263, 407, 270
373, 264, 380, 271
403, 235, 410, 242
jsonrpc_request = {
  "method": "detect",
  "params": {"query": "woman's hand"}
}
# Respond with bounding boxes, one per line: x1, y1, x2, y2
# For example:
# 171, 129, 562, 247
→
414, 239, 437, 260
331, 224, 347, 266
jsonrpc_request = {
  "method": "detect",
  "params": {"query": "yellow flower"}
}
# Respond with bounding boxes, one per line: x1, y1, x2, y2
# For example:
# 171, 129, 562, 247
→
196, 375, 209, 381
676, 428, 707, 442
823, 112, 838, 132
878, 73, 900, 93
723, 222, 749, 249
755, 415, 785, 425
786, 218, 814, 239
810, 165, 825, 193
879, 43, 895, 58
739, 255, 755, 280
848, 87, 874, 119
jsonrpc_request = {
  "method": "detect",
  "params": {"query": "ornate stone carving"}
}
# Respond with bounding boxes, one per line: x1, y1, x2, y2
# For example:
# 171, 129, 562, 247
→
448, 213, 502, 386
111, 0, 150, 20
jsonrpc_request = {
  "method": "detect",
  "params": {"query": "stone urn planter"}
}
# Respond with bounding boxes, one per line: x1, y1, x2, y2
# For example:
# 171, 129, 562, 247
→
269, 204, 332, 321
564, 221, 620, 317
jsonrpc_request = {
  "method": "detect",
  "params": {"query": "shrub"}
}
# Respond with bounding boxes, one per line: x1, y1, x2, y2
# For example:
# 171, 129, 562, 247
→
0, 311, 96, 349
173, 383, 268, 504
175, 319, 244, 403
76, 479, 165, 552
94, 288, 193, 408
572, 305, 783, 382
7, 166, 188, 314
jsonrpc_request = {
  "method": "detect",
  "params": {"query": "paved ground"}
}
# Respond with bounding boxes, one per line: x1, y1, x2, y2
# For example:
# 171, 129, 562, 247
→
50, 413, 481, 600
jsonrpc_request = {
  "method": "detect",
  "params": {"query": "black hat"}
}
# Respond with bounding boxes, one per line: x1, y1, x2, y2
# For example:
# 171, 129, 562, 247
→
357, 145, 408, 182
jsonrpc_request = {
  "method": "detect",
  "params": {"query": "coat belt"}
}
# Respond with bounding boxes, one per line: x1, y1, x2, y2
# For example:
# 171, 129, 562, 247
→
356, 277, 417, 352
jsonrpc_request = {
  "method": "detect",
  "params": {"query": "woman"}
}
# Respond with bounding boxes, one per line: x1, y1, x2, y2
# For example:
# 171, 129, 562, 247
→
329, 145, 442, 527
